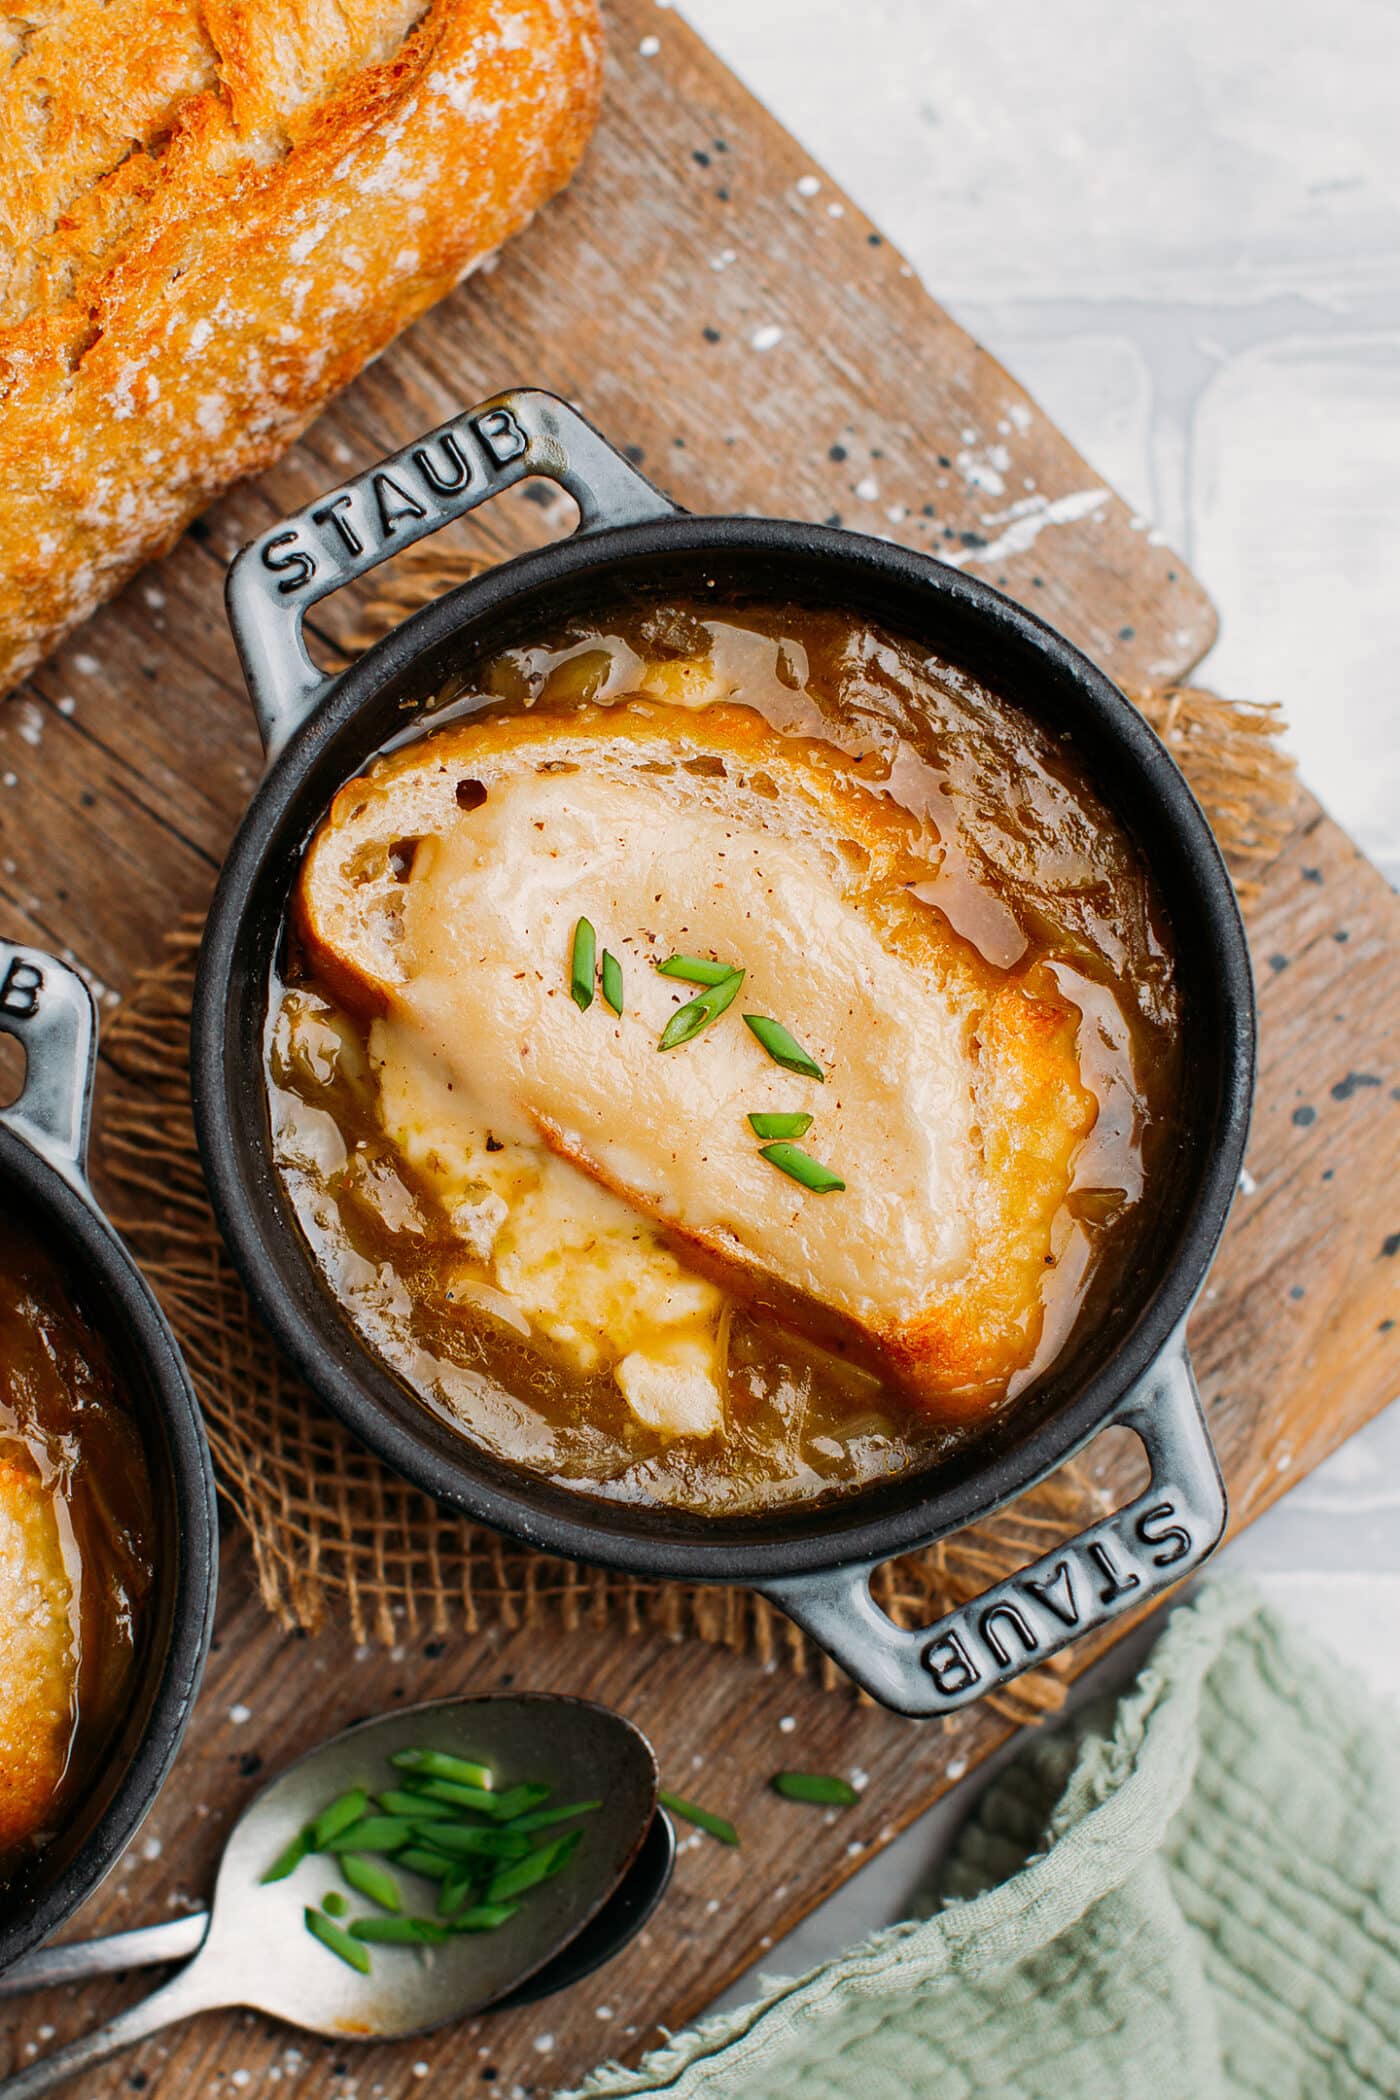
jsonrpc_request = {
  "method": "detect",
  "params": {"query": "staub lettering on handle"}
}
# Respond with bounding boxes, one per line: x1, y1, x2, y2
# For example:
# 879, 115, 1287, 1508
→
260, 407, 530, 599
920, 1498, 1194, 1699
0, 956, 43, 1019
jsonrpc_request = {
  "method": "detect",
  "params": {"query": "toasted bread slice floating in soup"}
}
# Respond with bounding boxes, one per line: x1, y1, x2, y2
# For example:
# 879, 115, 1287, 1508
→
294, 701, 1096, 1429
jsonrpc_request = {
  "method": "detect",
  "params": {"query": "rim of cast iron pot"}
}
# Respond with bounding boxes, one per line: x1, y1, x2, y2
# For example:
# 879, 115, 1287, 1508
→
0, 1125, 219, 1973
194, 514, 1255, 1584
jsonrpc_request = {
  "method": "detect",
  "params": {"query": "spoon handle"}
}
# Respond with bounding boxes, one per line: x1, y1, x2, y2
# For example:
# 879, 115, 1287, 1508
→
0, 1963, 220, 2100
0, 1915, 209, 1999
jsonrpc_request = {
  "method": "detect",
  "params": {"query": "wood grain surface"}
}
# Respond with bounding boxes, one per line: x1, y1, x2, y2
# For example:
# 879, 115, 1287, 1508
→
1, 2, 1397, 2096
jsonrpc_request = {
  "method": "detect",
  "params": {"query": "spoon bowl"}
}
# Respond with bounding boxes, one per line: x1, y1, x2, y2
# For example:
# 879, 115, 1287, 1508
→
0, 1694, 659, 2097
212, 1693, 657, 2037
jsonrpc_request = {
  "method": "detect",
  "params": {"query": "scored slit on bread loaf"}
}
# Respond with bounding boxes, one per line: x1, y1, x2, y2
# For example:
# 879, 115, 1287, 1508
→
0, 0, 602, 695
294, 701, 1098, 1419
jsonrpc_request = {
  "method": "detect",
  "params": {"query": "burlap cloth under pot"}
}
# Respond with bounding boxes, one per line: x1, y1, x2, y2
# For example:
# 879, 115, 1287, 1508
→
98, 554, 1297, 1715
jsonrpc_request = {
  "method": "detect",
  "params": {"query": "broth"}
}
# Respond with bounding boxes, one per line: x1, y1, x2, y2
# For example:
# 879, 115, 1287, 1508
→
0, 1214, 155, 1874
268, 597, 1181, 1517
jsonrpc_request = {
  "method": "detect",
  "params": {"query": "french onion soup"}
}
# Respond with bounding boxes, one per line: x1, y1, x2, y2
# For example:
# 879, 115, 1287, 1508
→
268, 600, 1181, 1516
0, 1216, 155, 1873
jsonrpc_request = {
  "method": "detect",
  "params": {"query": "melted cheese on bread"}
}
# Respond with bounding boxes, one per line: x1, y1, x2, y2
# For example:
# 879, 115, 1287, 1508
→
296, 702, 1096, 1420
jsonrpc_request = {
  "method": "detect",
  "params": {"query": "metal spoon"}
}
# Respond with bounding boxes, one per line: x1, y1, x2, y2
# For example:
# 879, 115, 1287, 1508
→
0, 1694, 660, 2098
0, 1811, 676, 2011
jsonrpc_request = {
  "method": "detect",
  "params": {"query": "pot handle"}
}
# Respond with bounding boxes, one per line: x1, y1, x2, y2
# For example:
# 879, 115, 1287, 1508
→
225, 387, 679, 758
0, 943, 97, 1187
760, 1336, 1226, 1717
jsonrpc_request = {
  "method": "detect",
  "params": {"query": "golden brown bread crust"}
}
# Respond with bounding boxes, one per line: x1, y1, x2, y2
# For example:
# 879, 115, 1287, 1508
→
0, 1453, 75, 1856
0, 0, 602, 696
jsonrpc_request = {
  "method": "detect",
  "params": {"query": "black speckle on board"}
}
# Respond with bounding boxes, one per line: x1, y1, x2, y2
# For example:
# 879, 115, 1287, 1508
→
1118, 625, 1136, 641
1331, 1072, 1381, 1102
1289, 1285, 1306, 1302
1382, 1232, 1400, 1259
829, 443, 847, 462
960, 529, 988, 549
624, 444, 645, 464
1292, 1105, 1316, 1127
702, 326, 721, 344
1334, 929, 1350, 943
1302, 867, 1324, 884
238, 1751, 262, 1778
1267, 953, 1289, 973
825, 512, 843, 527
692, 149, 711, 167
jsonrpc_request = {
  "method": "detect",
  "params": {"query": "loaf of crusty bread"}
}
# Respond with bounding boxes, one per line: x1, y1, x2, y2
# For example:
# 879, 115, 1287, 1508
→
0, 0, 602, 698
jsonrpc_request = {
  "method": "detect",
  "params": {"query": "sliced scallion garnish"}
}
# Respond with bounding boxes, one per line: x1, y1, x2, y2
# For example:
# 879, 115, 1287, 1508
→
390, 1748, 494, 1791
449, 1902, 520, 1933
743, 1014, 824, 1081
747, 1111, 814, 1140
310, 1789, 370, 1851
485, 1828, 583, 1903
771, 1771, 859, 1805
339, 1852, 403, 1913
322, 1815, 414, 1855
349, 1914, 450, 1945
305, 1905, 371, 1974
656, 955, 738, 986
260, 1826, 313, 1884
759, 1142, 845, 1194
658, 967, 745, 1052
569, 918, 596, 1011
601, 950, 624, 1015
658, 1789, 740, 1845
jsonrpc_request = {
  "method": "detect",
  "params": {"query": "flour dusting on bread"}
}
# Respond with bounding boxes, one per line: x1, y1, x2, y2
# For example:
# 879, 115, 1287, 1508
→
0, 0, 603, 696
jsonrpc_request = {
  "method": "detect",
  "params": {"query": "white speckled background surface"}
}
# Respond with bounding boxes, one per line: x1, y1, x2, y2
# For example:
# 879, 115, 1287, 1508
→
665, 0, 1400, 1998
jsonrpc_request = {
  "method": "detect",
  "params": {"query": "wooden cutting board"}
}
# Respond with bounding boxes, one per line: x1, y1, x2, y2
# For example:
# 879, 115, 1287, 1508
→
1, 2, 1397, 2095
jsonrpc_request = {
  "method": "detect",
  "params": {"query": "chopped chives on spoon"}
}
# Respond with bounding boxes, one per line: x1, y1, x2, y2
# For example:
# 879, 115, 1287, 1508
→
743, 1014, 824, 1080
322, 1815, 415, 1854
569, 917, 596, 1010
657, 1789, 740, 1845
503, 1798, 601, 1834
771, 1771, 860, 1806
485, 1828, 583, 1903
656, 955, 738, 986
349, 1914, 451, 1946
390, 1748, 495, 1790
747, 1111, 813, 1140
759, 1142, 845, 1194
310, 1789, 370, 1851
658, 967, 745, 1051
305, 1905, 371, 1974
601, 950, 624, 1014
260, 1826, 313, 1884
401, 1776, 498, 1814
449, 1902, 521, 1933
339, 1852, 403, 1912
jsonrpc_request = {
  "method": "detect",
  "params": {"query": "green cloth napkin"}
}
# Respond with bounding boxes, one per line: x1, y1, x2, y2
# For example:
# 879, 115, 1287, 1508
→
561, 1583, 1400, 2099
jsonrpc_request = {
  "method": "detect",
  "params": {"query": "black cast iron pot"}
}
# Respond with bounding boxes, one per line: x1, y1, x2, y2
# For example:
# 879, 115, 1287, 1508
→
193, 388, 1254, 1718
0, 945, 218, 1972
